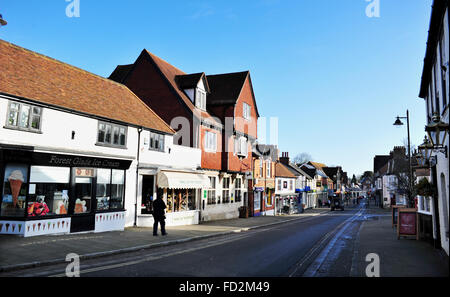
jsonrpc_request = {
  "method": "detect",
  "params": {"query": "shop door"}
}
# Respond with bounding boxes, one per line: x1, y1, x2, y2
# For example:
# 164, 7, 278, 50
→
70, 168, 95, 233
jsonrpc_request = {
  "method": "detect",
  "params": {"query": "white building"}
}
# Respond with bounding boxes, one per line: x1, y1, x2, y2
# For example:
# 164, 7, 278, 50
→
418, 0, 449, 255
0, 39, 205, 237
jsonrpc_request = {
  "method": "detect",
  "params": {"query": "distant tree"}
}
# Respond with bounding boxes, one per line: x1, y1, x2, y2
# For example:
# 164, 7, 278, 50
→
391, 148, 415, 207
293, 152, 312, 166
351, 174, 357, 185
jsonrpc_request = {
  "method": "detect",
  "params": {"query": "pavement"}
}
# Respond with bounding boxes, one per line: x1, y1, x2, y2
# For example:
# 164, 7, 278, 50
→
350, 202, 449, 277
0, 208, 328, 273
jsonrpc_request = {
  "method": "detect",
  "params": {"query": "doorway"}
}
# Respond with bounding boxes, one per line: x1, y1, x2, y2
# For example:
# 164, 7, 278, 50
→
70, 168, 95, 233
141, 175, 155, 214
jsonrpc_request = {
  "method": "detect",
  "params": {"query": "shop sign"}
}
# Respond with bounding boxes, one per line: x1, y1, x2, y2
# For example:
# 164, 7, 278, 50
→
32, 152, 132, 170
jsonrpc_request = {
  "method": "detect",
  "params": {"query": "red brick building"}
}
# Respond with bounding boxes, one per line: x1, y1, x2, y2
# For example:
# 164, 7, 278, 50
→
109, 50, 260, 221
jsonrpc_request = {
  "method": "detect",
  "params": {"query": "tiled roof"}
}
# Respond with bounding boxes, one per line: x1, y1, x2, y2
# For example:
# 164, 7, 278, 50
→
206, 71, 249, 105
276, 162, 296, 178
143, 50, 221, 126
0, 40, 174, 134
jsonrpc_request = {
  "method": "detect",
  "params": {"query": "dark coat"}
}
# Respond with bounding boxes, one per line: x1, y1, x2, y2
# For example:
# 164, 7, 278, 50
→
152, 198, 166, 218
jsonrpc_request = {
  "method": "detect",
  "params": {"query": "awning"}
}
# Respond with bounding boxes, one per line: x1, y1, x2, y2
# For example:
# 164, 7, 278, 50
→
157, 171, 210, 189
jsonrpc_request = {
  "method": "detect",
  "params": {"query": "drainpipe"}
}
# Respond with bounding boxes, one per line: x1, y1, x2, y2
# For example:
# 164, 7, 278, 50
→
135, 127, 143, 227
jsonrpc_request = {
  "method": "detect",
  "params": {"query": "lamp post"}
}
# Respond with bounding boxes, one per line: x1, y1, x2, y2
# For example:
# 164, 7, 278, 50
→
393, 110, 413, 207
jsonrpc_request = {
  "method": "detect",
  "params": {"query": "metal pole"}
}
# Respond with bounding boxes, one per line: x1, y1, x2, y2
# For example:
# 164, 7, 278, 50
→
406, 110, 413, 207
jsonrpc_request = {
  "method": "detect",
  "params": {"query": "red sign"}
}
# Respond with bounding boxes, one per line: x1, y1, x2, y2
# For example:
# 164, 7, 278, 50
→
397, 209, 418, 239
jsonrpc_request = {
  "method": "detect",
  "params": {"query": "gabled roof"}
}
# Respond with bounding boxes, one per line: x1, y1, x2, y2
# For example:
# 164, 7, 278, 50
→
308, 161, 327, 170
207, 71, 260, 117
253, 144, 278, 161
109, 64, 133, 84
128, 50, 221, 126
373, 155, 390, 174
289, 162, 314, 179
275, 162, 296, 178
175, 72, 210, 93
0, 40, 174, 134
299, 165, 316, 179
322, 167, 339, 181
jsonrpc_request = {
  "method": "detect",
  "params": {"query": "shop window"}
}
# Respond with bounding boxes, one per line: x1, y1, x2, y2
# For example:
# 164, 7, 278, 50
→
1, 164, 28, 217
222, 177, 230, 203
28, 166, 70, 216
97, 121, 127, 148
149, 132, 165, 152
235, 178, 242, 202
6, 101, 42, 132
166, 188, 195, 212
207, 177, 216, 205
96, 169, 111, 211
110, 170, 125, 209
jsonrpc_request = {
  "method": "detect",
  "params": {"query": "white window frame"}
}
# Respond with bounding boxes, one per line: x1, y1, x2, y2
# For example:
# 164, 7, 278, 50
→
97, 121, 128, 148
243, 103, 251, 120
196, 89, 206, 110
149, 131, 165, 152
204, 131, 217, 152
5, 101, 43, 133
235, 135, 248, 157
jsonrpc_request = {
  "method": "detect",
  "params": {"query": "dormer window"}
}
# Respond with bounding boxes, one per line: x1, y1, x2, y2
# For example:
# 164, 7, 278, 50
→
196, 89, 206, 110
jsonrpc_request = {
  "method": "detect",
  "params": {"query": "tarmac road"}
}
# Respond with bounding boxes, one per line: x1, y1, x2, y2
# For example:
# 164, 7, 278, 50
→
2, 205, 365, 277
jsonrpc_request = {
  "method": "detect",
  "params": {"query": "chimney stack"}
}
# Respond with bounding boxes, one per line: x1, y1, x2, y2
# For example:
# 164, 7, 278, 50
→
280, 152, 290, 165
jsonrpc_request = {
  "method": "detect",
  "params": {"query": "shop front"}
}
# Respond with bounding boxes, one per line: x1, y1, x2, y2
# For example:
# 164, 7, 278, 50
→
253, 187, 264, 217
137, 170, 209, 227
0, 148, 132, 237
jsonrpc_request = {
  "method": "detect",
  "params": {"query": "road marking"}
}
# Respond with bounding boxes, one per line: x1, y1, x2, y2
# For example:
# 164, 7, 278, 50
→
287, 206, 365, 277
302, 207, 365, 276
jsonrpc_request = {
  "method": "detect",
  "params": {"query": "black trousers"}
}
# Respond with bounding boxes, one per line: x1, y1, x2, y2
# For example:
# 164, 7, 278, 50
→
153, 215, 166, 235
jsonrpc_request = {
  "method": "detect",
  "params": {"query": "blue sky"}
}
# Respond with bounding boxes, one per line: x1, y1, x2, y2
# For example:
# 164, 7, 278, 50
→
0, 0, 433, 177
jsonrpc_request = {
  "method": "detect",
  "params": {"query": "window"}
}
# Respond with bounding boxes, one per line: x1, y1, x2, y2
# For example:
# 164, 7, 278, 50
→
235, 178, 242, 202
110, 170, 125, 209
267, 160, 271, 178
97, 121, 127, 148
204, 131, 217, 152
235, 136, 248, 157
289, 180, 293, 191
6, 101, 42, 132
1, 164, 28, 217
222, 177, 230, 203
207, 177, 216, 205
277, 179, 282, 191
96, 169, 111, 211
149, 132, 165, 152
196, 89, 206, 110
28, 166, 70, 216
439, 34, 447, 110
260, 160, 264, 178
243, 103, 251, 120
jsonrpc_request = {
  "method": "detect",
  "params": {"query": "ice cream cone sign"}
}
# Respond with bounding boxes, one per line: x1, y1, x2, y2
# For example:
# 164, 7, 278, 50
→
8, 170, 24, 208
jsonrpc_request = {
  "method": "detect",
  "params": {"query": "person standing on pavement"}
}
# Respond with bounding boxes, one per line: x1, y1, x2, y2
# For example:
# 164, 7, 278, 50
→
152, 195, 167, 236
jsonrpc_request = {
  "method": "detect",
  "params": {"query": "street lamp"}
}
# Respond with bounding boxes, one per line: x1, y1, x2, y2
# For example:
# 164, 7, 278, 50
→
425, 113, 449, 158
393, 110, 413, 207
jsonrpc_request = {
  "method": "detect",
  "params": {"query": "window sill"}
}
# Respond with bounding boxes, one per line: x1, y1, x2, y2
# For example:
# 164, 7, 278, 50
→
3, 125, 42, 134
95, 142, 128, 150
148, 147, 165, 153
